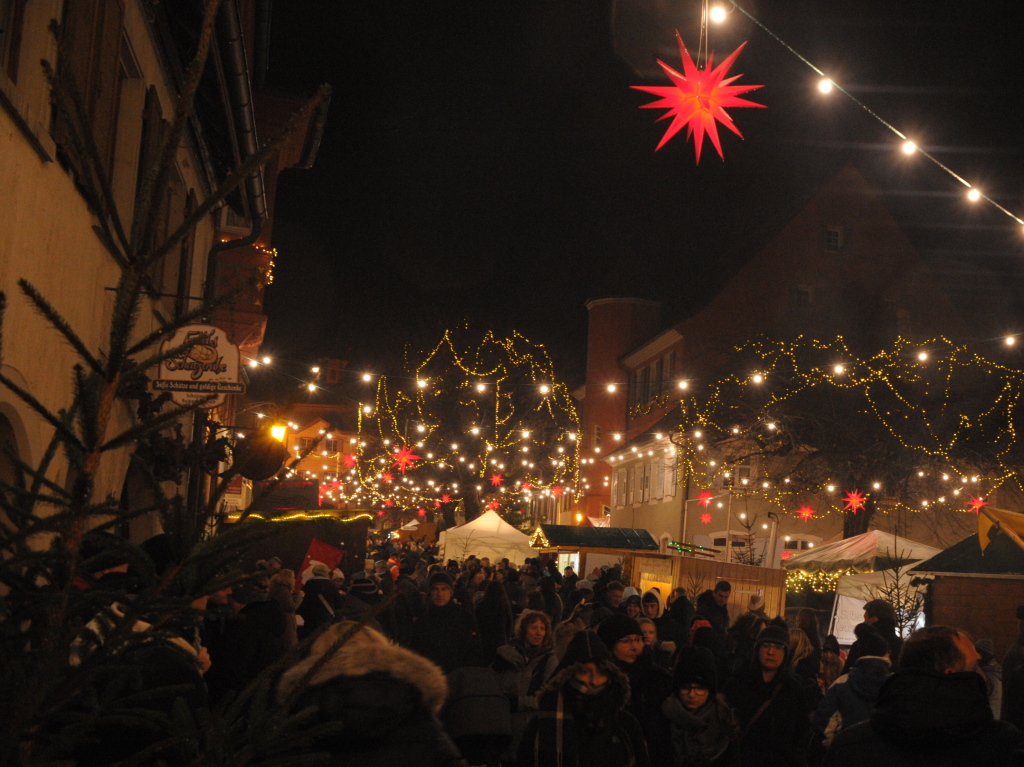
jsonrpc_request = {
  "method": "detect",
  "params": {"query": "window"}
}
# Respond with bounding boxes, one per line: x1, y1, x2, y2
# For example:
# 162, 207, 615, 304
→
640, 462, 651, 503
324, 438, 338, 453
299, 437, 313, 450
653, 357, 664, 398
652, 461, 665, 500
824, 225, 844, 253
0, 0, 26, 82
613, 468, 625, 508
592, 425, 602, 450
52, 0, 126, 181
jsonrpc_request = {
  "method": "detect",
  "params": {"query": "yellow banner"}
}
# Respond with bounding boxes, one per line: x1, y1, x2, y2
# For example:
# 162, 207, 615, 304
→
978, 506, 1024, 553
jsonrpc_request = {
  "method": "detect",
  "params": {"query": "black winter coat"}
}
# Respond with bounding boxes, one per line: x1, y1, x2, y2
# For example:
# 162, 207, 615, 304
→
408, 601, 483, 674
823, 669, 1024, 767
722, 664, 816, 767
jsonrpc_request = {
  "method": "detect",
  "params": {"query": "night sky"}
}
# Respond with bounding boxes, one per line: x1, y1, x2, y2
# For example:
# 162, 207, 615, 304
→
256, 0, 1024, 392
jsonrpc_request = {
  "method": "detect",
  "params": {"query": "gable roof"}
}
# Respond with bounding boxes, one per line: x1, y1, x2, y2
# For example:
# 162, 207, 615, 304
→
533, 525, 659, 550
911, 533, 1024, 576
783, 529, 942, 574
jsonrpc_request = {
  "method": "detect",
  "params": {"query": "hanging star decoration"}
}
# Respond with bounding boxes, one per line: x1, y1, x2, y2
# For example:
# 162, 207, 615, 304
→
551, 486, 564, 498
391, 445, 421, 474
843, 491, 867, 514
384, 499, 394, 507
700, 512, 712, 524
343, 453, 357, 469
441, 494, 452, 503
434, 500, 442, 509
797, 505, 816, 523
490, 473, 504, 487
417, 508, 427, 517
780, 551, 792, 560
381, 472, 394, 484
967, 496, 989, 515
486, 500, 501, 510
698, 490, 715, 507
632, 31, 764, 162
522, 482, 532, 491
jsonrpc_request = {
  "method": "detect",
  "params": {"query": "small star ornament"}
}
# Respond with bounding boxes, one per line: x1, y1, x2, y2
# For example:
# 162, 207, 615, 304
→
967, 497, 989, 515
698, 490, 715, 507
490, 473, 504, 487
700, 512, 712, 525
797, 505, 816, 523
843, 491, 867, 514
391, 446, 421, 474
632, 31, 764, 162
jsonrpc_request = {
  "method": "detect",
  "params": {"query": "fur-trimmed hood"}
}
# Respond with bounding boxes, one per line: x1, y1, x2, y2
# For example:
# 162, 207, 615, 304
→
276, 621, 448, 714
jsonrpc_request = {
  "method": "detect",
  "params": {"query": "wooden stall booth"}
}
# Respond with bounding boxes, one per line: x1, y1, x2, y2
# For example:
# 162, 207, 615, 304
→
529, 525, 660, 579
631, 552, 789, 624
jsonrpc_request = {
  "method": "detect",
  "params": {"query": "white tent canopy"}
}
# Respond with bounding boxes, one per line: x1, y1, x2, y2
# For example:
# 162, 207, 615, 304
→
438, 510, 534, 565
784, 530, 942, 574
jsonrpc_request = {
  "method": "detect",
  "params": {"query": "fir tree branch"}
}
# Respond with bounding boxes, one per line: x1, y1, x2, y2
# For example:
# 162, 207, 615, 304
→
0, 372, 85, 453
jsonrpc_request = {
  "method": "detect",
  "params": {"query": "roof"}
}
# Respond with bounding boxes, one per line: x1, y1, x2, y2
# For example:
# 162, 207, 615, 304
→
783, 529, 942, 573
533, 525, 659, 550
911, 533, 1024, 575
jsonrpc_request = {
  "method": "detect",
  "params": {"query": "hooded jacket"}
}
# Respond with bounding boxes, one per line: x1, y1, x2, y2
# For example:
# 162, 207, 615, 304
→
276, 622, 466, 767
813, 656, 892, 743
644, 588, 686, 647
823, 669, 1024, 767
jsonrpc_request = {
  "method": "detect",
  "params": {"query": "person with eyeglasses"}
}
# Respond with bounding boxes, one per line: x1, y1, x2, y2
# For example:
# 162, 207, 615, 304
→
662, 645, 741, 766
598, 613, 674, 764
722, 623, 817, 767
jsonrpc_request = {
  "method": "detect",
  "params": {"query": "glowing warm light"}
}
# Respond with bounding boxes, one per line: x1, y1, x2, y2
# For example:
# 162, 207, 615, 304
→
607, 384, 617, 393
363, 405, 372, 414
901, 140, 917, 155
476, 383, 486, 392
249, 359, 258, 368
417, 379, 427, 388
834, 365, 844, 375
709, 4, 727, 23
270, 425, 286, 442
362, 373, 372, 382
917, 352, 928, 361
539, 384, 550, 394
967, 188, 981, 202
818, 78, 833, 93
678, 380, 689, 390
262, 356, 271, 364
311, 366, 320, 374
1006, 336, 1016, 346
752, 374, 763, 384
307, 383, 316, 392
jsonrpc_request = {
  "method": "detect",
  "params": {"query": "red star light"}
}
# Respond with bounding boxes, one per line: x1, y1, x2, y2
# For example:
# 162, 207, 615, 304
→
384, 499, 394, 507
797, 505, 816, 523
376, 510, 385, 517
417, 508, 427, 517
700, 512, 712, 525
698, 490, 715, 507
551, 486, 564, 498
382, 472, 394, 484
434, 500, 442, 508
441, 494, 452, 503
843, 490, 867, 514
632, 32, 764, 162
391, 446, 421, 474
967, 496, 989, 515
343, 453, 357, 469
522, 482, 532, 490
490, 473, 504, 487
486, 500, 500, 510
781, 551, 792, 560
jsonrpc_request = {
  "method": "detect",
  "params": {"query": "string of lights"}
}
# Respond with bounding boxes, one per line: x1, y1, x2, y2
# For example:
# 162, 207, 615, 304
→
710, 0, 1024, 227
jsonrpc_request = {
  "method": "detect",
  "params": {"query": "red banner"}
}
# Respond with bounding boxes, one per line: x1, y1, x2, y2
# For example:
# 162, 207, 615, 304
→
298, 538, 344, 584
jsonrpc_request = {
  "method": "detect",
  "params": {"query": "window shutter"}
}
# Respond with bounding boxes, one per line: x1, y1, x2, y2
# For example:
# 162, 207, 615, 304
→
641, 462, 651, 502
653, 461, 664, 500
664, 459, 676, 497
627, 466, 635, 505
91, 0, 124, 178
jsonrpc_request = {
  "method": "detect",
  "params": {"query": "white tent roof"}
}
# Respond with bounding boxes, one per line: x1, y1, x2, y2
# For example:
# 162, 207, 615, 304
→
835, 566, 931, 600
783, 530, 942, 574
438, 510, 534, 565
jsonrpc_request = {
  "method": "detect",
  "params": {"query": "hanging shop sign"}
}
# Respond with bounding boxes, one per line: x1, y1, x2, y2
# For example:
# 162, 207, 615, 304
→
153, 324, 245, 408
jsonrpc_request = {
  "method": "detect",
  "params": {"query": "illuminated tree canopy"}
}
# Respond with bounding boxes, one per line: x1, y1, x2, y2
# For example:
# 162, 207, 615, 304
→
334, 328, 581, 526
674, 336, 1024, 539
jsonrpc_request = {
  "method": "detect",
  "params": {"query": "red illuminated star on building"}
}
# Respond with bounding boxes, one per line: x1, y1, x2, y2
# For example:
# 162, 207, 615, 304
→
486, 500, 501, 510
391, 446, 421, 474
843, 490, 867, 514
441, 494, 452, 503
967, 496, 989, 515
698, 490, 715, 507
381, 472, 394, 484
490, 473, 504, 487
342, 453, 357, 469
434, 500, 442, 509
521, 482, 532, 490
417, 508, 427, 517
551, 486, 564, 498
700, 512, 712, 525
384, 499, 394, 507
797, 506, 816, 523
780, 551, 792, 560
632, 31, 765, 162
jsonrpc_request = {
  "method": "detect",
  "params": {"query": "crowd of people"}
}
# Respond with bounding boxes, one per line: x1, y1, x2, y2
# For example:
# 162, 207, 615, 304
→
71, 532, 1024, 766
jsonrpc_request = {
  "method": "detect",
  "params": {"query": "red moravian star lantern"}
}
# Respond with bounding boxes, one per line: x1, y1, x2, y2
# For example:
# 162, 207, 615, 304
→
486, 500, 501, 511
797, 505, 816, 523
551, 486, 564, 498
697, 490, 715, 507
632, 31, 764, 162
700, 512, 712, 525
391, 446, 421, 474
967, 496, 989, 515
490, 473, 504, 487
843, 490, 867, 514
382, 472, 394, 484
343, 453, 358, 469
441, 494, 452, 503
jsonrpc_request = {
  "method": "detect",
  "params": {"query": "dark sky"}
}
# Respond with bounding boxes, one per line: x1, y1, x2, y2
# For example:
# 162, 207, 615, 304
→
257, 0, 1024, 391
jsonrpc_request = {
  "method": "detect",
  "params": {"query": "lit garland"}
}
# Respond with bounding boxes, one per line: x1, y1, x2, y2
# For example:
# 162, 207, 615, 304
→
786, 568, 855, 594
667, 335, 1024, 526
335, 329, 581, 522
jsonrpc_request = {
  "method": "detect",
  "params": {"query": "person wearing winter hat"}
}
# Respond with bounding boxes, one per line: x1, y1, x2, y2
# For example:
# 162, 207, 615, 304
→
747, 593, 767, 618
517, 631, 650, 767
824, 625, 1024, 767
662, 646, 740, 767
598, 613, 674, 764
722, 624, 816, 767
408, 569, 482, 674
812, 624, 892, 749
623, 593, 643, 620
643, 588, 686, 648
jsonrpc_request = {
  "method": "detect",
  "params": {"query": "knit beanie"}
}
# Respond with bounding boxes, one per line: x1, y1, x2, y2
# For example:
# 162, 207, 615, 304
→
558, 630, 612, 670
350, 577, 379, 596
673, 645, 719, 695
754, 624, 790, 651
597, 613, 643, 648
822, 635, 841, 655
853, 623, 890, 658
428, 571, 454, 590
